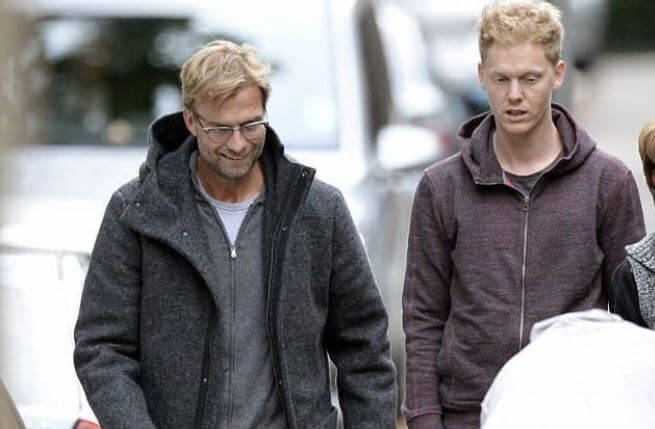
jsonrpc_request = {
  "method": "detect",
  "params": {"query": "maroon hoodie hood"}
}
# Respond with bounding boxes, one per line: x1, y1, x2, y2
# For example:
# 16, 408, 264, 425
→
457, 103, 596, 184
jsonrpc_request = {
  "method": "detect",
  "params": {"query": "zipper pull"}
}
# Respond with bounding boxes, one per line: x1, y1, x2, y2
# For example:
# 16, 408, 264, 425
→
523, 198, 530, 211
230, 245, 237, 259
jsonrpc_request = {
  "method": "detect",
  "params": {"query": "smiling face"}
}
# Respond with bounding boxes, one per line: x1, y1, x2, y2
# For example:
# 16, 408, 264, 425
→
183, 85, 266, 192
478, 41, 565, 139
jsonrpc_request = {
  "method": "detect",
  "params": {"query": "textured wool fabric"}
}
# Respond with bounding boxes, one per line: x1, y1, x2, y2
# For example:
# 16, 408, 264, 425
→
626, 233, 655, 328
402, 104, 646, 429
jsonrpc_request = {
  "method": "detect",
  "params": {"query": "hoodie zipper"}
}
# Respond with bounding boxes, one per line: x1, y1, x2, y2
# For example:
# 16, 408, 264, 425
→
519, 196, 530, 349
475, 180, 533, 352
226, 203, 260, 426
193, 191, 260, 427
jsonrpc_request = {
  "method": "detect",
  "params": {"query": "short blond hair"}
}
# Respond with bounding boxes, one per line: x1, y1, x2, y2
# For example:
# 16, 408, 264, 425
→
180, 40, 272, 109
638, 120, 655, 199
477, 0, 564, 64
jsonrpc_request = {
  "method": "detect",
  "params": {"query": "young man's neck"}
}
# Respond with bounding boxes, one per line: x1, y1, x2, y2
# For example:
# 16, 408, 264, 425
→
197, 160, 264, 203
493, 117, 562, 176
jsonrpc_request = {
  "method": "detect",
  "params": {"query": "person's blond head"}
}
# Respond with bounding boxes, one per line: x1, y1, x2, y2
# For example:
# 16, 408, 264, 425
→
476, 0, 564, 64
638, 120, 655, 199
180, 40, 272, 110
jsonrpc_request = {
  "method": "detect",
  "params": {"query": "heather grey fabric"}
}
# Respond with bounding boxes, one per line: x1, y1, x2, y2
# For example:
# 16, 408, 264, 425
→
188, 152, 285, 428
74, 111, 397, 429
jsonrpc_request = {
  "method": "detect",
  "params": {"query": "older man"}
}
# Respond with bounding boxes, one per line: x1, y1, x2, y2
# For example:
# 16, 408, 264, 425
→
74, 40, 396, 429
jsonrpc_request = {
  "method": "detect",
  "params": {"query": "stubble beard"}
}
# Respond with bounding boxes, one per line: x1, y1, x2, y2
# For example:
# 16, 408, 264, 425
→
206, 144, 264, 184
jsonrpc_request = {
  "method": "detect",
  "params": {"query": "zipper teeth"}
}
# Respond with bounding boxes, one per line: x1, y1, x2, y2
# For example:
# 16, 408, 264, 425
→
228, 247, 236, 424
519, 197, 530, 349
225, 205, 258, 424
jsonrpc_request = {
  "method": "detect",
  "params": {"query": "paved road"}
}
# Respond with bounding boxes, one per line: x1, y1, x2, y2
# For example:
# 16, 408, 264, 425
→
573, 51, 655, 232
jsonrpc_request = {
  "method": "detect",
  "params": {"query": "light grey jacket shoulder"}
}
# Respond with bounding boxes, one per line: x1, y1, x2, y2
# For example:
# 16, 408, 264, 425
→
73, 112, 397, 429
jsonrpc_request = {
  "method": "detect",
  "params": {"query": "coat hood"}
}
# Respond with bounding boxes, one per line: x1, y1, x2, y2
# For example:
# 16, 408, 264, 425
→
456, 103, 596, 184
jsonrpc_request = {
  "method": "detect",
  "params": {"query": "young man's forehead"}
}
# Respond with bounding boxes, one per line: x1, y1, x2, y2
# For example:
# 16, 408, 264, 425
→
482, 42, 555, 66
485, 65, 547, 76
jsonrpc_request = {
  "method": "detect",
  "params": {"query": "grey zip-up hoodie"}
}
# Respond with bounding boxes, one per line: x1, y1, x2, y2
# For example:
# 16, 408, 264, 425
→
74, 111, 397, 429
402, 104, 645, 429
189, 150, 285, 428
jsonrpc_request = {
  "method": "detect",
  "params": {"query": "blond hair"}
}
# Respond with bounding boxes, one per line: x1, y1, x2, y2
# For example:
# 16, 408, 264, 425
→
180, 40, 272, 109
638, 120, 655, 198
477, 0, 564, 64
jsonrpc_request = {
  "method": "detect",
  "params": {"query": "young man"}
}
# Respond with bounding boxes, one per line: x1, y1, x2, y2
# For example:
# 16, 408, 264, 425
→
402, 1, 645, 428
74, 40, 397, 428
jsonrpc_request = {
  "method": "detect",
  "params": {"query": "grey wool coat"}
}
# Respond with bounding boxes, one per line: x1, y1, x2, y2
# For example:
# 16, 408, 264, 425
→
73, 112, 397, 429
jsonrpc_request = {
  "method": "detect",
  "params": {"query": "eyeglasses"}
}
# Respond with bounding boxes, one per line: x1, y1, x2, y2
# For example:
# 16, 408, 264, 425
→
192, 110, 268, 144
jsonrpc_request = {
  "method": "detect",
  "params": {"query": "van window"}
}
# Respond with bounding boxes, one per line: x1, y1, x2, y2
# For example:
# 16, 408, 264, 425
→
19, 2, 338, 149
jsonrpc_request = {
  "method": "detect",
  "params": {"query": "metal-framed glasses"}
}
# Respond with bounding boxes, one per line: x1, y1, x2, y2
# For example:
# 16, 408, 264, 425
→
193, 111, 268, 144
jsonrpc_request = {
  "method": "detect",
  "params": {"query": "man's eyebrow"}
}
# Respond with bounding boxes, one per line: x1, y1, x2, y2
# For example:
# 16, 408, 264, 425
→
211, 115, 266, 127
487, 70, 507, 77
488, 69, 544, 78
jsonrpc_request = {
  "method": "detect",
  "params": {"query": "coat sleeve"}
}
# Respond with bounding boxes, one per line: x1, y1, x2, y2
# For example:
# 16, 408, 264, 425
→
73, 189, 157, 429
324, 190, 398, 428
402, 173, 452, 429
600, 171, 645, 292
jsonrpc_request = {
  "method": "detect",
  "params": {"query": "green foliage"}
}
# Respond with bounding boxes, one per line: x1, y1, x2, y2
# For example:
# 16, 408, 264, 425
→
606, 0, 655, 51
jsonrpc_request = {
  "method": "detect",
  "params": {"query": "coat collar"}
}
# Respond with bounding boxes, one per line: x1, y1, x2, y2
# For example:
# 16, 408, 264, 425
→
119, 112, 315, 285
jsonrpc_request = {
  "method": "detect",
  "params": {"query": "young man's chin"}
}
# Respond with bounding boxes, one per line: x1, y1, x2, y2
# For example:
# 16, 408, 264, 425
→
498, 120, 535, 137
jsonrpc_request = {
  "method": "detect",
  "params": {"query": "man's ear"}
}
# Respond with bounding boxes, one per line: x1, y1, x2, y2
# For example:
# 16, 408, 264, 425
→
478, 62, 487, 91
553, 59, 566, 90
182, 107, 197, 136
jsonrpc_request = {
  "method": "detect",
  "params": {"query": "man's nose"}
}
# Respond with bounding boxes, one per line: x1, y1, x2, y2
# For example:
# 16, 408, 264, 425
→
226, 129, 248, 152
508, 79, 523, 101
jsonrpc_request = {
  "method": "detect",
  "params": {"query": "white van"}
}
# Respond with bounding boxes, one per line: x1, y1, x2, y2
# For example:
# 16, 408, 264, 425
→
2, 0, 455, 424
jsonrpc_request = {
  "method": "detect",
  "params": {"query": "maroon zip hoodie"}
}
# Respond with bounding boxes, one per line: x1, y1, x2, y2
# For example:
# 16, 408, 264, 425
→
402, 104, 645, 429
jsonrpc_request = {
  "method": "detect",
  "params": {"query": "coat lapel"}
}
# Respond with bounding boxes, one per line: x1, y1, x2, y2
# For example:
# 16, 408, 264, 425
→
121, 142, 219, 299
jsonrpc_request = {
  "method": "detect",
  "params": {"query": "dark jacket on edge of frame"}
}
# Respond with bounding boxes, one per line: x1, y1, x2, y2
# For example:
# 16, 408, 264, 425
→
402, 104, 645, 429
73, 112, 397, 429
